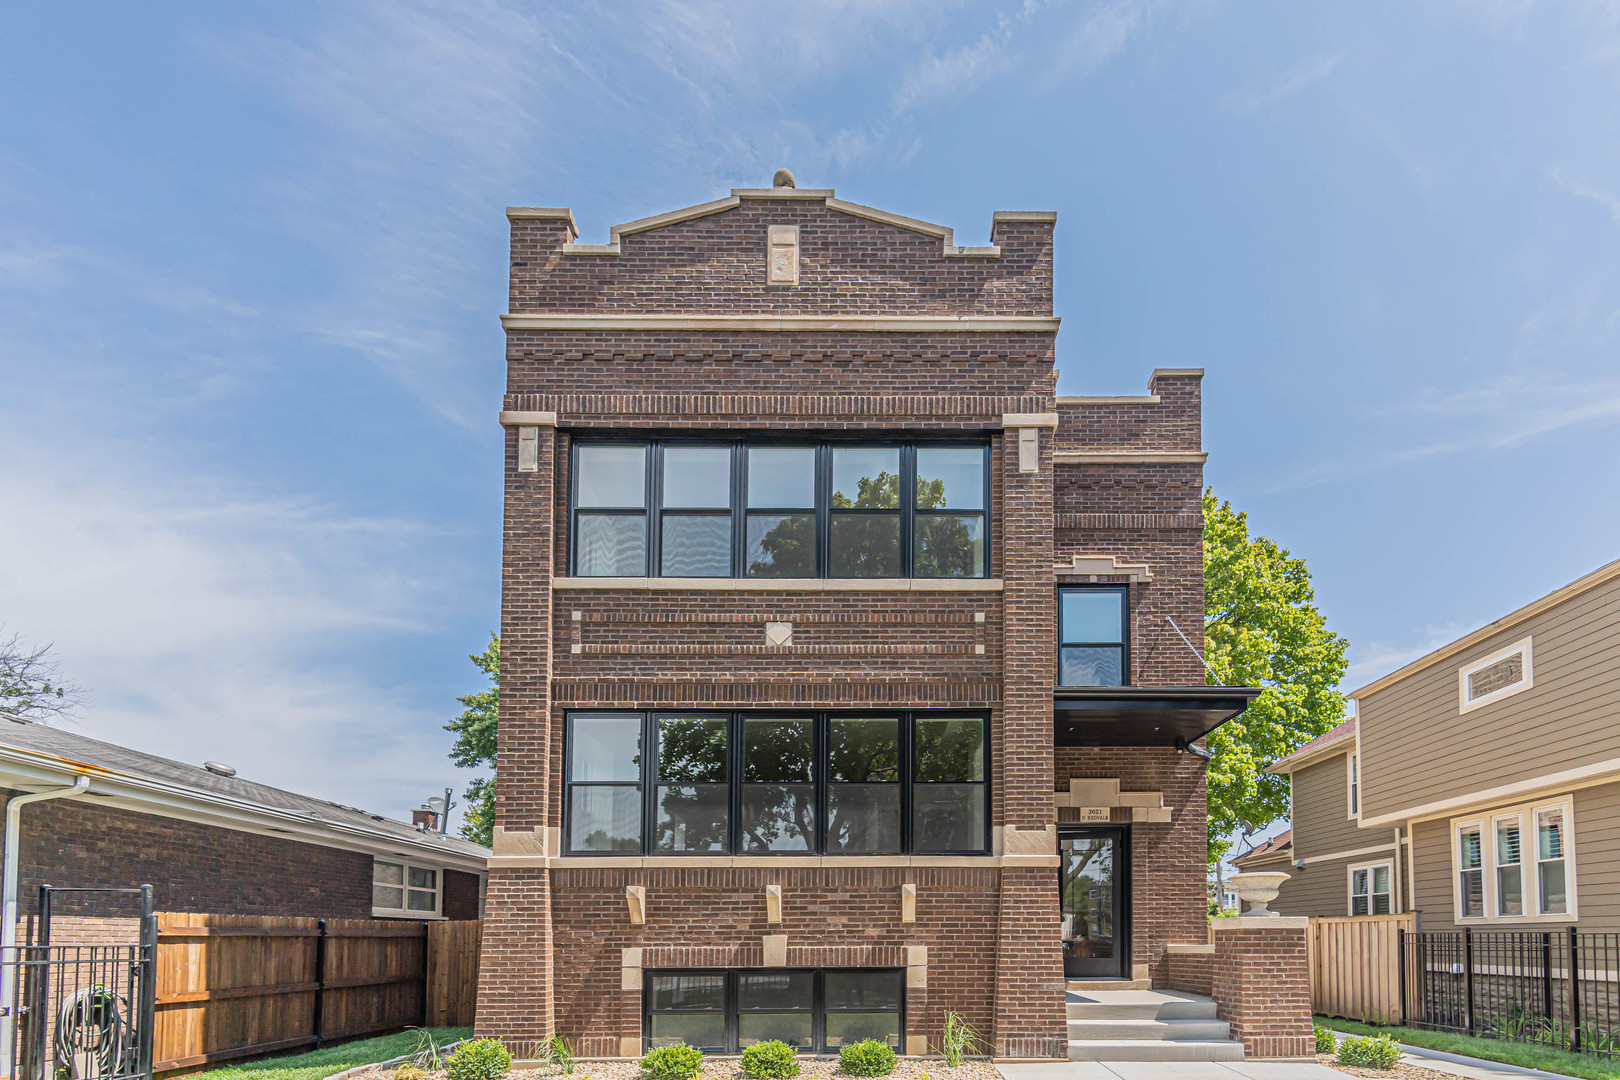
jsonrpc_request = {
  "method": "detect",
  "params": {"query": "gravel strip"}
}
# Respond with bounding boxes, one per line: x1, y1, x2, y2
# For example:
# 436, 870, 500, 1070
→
1318, 1053, 1462, 1079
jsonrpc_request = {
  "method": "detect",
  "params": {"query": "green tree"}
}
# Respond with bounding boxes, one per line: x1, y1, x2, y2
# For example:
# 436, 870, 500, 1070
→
1203, 489, 1349, 866
445, 633, 499, 846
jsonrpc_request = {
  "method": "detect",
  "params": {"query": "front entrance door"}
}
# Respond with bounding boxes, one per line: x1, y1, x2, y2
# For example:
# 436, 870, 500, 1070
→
1059, 827, 1130, 979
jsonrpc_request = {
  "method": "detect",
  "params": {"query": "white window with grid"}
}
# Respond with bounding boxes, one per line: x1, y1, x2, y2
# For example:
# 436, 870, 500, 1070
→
1450, 795, 1576, 922
372, 859, 442, 918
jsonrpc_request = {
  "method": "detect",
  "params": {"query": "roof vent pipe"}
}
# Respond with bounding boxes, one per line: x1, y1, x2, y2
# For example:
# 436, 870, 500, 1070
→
203, 761, 236, 777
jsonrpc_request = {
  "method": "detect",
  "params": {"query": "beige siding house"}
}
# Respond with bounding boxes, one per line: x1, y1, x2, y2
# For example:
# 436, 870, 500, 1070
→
1238, 557, 1620, 931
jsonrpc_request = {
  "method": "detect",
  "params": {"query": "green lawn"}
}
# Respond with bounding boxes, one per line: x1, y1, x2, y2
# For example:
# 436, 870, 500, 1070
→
196, 1028, 473, 1080
1318, 1017, 1620, 1080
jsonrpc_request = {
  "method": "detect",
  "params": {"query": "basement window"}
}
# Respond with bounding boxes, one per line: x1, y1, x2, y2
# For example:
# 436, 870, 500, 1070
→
644, 969, 903, 1054
1458, 637, 1533, 713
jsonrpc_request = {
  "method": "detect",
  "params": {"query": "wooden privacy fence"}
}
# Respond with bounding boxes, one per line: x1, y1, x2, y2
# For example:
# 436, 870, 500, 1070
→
425, 920, 482, 1027
1307, 912, 1418, 1025
152, 914, 481, 1075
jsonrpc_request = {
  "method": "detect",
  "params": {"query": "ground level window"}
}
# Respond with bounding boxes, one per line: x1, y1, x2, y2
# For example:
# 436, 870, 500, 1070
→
371, 858, 440, 917
644, 969, 903, 1053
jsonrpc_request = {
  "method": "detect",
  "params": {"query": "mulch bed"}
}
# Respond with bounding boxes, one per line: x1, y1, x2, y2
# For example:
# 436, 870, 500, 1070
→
365, 1062, 998, 1080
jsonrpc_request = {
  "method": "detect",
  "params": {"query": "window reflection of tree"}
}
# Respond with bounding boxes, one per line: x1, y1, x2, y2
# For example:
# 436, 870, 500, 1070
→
1062, 840, 1114, 951
742, 719, 815, 851
827, 719, 899, 851
655, 718, 728, 852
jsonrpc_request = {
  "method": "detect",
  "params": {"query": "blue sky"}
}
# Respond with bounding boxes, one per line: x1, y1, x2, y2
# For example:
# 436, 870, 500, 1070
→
2, 1, 1618, 829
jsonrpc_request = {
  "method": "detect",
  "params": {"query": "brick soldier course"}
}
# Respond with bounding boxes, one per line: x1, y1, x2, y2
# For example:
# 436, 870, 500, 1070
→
478, 173, 1261, 1060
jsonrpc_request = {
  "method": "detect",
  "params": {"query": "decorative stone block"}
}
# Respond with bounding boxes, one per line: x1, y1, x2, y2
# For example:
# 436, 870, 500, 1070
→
1117, 791, 1164, 809
764, 621, 793, 646
763, 934, 788, 966
767, 225, 799, 284
900, 883, 916, 924
626, 885, 645, 925
517, 426, 539, 472
1068, 778, 1120, 805
765, 883, 782, 923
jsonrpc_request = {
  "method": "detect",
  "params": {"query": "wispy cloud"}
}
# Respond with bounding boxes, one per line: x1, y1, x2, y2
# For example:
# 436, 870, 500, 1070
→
1342, 622, 1476, 692
1548, 167, 1620, 227
1219, 52, 1345, 113
0, 427, 474, 820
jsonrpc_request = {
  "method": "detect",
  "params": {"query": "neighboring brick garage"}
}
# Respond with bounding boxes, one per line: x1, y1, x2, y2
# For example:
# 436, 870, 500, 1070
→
479, 174, 1256, 1061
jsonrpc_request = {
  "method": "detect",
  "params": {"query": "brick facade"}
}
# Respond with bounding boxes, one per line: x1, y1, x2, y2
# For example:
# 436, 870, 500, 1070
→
479, 182, 1216, 1061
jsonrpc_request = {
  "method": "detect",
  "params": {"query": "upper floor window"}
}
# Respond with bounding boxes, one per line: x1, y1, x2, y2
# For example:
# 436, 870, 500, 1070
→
1347, 752, 1359, 817
564, 710, 990, 856
570, 441, 989, 579
1458, 636, 1533, 713
1058, 585, 1128, 687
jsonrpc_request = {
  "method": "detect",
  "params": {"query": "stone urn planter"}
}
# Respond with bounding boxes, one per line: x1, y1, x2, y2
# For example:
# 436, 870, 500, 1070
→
1231, 871, 1290, 916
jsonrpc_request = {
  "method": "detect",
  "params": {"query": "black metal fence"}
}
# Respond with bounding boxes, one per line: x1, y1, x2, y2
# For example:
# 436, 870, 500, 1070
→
1401, 928, 1620, 1057
2, 886, 157, 1080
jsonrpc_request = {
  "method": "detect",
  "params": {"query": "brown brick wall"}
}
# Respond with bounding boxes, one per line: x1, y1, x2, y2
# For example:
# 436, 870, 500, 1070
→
444, 869, 483, 920
1053, 749, 1209, 985
1211, 922, 1315, 1059
0, 788, 372, 918
481, 183, 1212, 1060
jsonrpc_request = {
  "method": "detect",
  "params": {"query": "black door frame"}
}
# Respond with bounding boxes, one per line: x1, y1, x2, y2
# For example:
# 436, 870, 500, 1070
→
1057, 824, 1132, 979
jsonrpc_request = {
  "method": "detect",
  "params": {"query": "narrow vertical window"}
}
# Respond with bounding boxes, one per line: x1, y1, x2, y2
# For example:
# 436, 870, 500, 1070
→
1348, 753, 1359, 816
913, 447, 986, 578
406, 866, 438, 913
1371, 865, 1391, 914
647, 973, 727, 1051
1496, 818, 1524, 916
372, 861, 405, 911
575, 446, 648, 576
746, 447, 817, 577
1350, 868, 1370, 916
653, 714, 730, 853
740, 717, 815, 852
822, 970, 903, 1050
825, 717, 901, 853
1537, 808, 1567, 915
1059, 586, 1128, 686
1458, 825, 1484, 918
911, 716, 986, 852
660, 447, 732, 576
567, 714, 644, 852
829, 447, 901, 577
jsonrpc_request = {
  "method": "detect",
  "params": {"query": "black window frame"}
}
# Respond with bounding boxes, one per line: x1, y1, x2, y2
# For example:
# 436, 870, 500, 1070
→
1057, 584, 1130, 688
642, 968, 904, 1054
563, 710, 992, 857
568, 439, 990, 579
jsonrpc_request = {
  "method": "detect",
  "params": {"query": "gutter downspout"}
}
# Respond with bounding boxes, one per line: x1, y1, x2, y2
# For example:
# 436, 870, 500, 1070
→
0, 775, 91, 1077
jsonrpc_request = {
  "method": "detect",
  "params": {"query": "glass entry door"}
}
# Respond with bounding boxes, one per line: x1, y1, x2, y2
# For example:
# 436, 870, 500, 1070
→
1060, 827, 1129, 979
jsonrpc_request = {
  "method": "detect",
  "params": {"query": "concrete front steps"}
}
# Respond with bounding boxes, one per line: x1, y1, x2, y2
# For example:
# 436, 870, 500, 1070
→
1065, 985, 1244, 1062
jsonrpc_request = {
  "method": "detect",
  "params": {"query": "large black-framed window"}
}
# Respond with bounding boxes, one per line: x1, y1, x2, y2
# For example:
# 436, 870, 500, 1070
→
644, 968, 903, 1053
563, 710, 991, 856
1058, 585, 1129, 687
569, 440, 990, 579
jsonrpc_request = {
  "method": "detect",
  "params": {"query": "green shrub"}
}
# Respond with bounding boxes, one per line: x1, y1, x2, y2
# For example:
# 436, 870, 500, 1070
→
741, 1040, 799, 1079
1315, 1024, 1337, 1055
838, 1039, 896, 1077
640, 1044, 704, 1080
1337, 1035, 1401, 1070
446, 1038, 513, 1080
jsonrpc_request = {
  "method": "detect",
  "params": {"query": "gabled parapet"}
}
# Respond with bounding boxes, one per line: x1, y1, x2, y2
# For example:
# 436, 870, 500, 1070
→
505, 177, 1055, 317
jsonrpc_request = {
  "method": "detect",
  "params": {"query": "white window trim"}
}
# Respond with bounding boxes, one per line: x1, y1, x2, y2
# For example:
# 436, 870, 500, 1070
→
1347, 751, 1360, 820
1450, 795, 1577, 924
1458, 635, 1534, 714
1347, 860, 1394, 917
371, 858, 447, 920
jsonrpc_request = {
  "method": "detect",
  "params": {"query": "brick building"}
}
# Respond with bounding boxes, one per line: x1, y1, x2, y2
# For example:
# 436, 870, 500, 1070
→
478, 173, 1259, 1061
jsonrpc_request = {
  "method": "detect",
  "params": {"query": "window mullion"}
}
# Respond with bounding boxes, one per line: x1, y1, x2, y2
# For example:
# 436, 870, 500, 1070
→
900, 445, 915, 578
648, 443, 661, 577
816, 445, 830, 578
732, 445, 745, 578
642, 711, 655, 856
900, 710, 913, 854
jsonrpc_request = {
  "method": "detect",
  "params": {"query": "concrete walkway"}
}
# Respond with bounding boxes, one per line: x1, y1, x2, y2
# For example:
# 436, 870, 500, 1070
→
998, 1062, 1342, 1079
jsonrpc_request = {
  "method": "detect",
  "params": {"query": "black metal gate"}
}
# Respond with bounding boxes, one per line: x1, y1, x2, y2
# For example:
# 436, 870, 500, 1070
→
3, 886, 157, 1080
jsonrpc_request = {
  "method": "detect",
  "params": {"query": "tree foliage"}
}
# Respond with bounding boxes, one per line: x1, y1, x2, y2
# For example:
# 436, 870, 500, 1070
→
0, 631, 83, 724
1203, 489, 1349, 865
445, 633, 498, 846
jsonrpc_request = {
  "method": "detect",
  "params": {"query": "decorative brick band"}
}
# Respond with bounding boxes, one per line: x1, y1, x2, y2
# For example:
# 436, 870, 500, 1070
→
505, 392, 1052, 419
1056, 512, 1203, 530
552, 680, 1002, 706
577, 643, 984, 656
